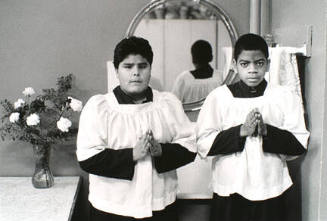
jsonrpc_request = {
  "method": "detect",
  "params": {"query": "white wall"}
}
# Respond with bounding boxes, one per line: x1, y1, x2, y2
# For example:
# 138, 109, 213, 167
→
271, 0, 327, 220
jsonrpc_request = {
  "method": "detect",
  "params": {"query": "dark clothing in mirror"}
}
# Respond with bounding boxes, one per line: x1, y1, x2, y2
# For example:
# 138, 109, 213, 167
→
190, 65, 214, 79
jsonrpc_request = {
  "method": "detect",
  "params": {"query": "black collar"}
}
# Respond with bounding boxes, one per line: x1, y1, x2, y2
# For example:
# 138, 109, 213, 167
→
113, 86, 153, 104
227, 80, 267, 98
190, 64, 213, 79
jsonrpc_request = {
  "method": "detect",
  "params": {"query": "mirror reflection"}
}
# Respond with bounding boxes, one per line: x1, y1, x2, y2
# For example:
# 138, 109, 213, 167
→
171, 39, 224, 103
129, 0, 238, 107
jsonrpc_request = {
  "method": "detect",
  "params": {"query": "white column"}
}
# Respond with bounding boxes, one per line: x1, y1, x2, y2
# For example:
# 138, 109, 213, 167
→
249, 0, 261, 34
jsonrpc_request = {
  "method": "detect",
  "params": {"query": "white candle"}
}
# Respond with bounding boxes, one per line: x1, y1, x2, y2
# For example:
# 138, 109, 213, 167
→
250, 0, 261, 34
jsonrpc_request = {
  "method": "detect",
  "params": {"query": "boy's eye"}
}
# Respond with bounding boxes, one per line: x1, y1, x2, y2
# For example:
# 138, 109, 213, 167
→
240, 63, 248, 68
255, 61, 265, 67
138, 63, 148, 69
123, 65, 133, 69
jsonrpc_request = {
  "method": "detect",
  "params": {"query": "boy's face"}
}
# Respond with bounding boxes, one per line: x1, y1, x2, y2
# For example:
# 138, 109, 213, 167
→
116, 54, 151, 96
233, 50, 269, 87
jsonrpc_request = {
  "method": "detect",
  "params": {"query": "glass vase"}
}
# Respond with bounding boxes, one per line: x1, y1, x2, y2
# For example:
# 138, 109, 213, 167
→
32, 144, 54, 188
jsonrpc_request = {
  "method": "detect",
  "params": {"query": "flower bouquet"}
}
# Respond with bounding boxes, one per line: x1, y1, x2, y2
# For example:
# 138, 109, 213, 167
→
0, 74, 83, 188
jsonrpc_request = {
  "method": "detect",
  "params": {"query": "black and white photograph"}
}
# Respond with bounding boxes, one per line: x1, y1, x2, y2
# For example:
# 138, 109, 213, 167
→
0, 0, 323, 221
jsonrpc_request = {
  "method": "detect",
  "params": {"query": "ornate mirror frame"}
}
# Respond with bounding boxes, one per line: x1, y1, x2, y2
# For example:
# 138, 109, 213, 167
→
126, 0, 238, 112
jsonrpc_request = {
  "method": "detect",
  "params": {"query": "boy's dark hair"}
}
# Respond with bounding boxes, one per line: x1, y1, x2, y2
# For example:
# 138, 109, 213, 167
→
113, 36, 153, 69
191, 40, 213, 65
234, 33, 269, 61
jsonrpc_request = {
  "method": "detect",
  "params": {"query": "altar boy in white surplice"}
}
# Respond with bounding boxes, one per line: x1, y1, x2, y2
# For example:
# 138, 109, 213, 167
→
196, 33, 309, 221
77, 36, 196, 221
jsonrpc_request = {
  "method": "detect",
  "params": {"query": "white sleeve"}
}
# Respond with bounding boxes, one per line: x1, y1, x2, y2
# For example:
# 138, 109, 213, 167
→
280, 88, 310, 159
76, 95, 108, 161
162, 92, 197, 153
196, 90, 222, 158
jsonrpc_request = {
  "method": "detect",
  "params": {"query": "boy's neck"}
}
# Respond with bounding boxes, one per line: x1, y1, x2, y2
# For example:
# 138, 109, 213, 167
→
228, 80, 267, 98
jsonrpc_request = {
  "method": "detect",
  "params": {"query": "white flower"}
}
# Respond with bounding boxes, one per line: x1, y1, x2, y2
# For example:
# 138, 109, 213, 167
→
68, 97, 83, 112
9, 112, 20, 123
14, 98, 25, 109
57, 117, 72, 132
26, 113, 40, 126
22, 87, 35, 96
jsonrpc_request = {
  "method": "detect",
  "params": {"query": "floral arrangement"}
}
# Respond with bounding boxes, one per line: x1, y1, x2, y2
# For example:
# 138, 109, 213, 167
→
0, 74, 83, 147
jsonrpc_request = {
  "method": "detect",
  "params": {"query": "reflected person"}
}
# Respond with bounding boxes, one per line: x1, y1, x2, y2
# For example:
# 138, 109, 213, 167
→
76, 36, 196, 221
171, 40, 223, 103
196, 33, 309, 221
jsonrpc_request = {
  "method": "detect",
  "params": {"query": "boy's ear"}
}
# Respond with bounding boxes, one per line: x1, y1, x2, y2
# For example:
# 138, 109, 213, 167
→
231, 58, 237, 72
232, 58, 236, 66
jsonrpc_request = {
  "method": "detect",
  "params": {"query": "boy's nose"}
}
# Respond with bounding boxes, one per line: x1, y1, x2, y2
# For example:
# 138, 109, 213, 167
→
132, 67, 140, 76
248, 63, 258, 72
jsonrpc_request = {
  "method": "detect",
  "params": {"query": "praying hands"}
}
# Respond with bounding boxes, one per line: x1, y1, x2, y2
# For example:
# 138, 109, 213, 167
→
133, 130, 162, 161
240, 108, 267, 137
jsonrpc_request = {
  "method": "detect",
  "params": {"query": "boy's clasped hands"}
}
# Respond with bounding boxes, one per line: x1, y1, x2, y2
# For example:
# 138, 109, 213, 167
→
240, 108, 267, 137
133, 130, 162, 161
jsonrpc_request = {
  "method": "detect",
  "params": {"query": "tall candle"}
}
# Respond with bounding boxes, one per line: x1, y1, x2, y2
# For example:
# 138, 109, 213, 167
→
250, 0, 261, 34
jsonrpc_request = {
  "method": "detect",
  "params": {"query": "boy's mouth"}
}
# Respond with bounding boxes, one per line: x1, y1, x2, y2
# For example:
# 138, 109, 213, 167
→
247, 77, 259, 81
129, 80, 142, 84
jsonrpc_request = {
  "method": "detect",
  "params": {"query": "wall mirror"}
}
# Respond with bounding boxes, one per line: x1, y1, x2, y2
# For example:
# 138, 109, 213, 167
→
126, 0, 238, 112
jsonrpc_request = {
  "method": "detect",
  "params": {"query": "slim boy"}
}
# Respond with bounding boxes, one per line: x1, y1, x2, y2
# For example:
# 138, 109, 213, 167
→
196, 33, 309, 221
